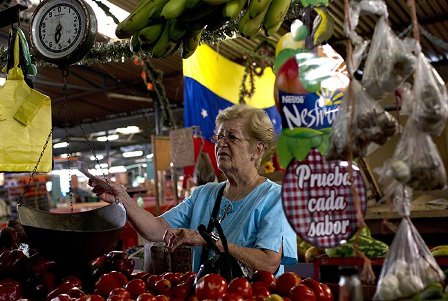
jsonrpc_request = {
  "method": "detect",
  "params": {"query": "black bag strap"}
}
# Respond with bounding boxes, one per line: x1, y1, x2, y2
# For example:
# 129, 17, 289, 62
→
207, 184, 225, 232
199, 184, 225, 264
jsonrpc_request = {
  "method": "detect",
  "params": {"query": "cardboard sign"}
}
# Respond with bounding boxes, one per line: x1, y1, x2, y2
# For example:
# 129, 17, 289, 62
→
169, 128, 195, 168
282, 148, 367, 248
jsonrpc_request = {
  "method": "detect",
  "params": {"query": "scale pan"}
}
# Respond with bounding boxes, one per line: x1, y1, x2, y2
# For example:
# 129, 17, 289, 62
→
18, 203, 127, 264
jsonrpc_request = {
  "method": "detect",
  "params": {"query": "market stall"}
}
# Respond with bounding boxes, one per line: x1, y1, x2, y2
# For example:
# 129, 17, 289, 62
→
0, 0, 447, 299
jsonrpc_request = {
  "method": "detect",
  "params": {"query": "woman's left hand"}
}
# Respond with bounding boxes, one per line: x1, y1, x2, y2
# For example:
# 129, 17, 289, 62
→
163, 228, 205, 252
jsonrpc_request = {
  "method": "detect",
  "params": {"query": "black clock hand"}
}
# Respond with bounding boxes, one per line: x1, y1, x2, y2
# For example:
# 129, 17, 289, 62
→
55, 23, 62, 43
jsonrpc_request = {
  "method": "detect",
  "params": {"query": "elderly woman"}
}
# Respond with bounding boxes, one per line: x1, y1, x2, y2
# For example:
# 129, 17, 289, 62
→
89, 104, 297, 275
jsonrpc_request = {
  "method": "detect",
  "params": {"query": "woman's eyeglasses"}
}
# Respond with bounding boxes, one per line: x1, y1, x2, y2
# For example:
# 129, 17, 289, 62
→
211, 133, 246, 144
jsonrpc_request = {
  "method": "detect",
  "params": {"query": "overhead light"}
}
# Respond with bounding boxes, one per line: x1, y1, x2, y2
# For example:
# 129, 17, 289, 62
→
97, 134, 119, 142
89, 168, 109, 176
60, 154, 69, 158
0, 77, 5, 86
95, 163, 109, 169
54, 142, 69, 149
90, 154, 104, 161
116, 126, 140, 134
146, 153, 154, 159
123, 150, 143, 158
109, 166, 127, 173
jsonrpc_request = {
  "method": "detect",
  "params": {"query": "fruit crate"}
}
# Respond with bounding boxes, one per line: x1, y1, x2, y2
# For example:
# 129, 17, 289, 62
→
143, 242, 192, 274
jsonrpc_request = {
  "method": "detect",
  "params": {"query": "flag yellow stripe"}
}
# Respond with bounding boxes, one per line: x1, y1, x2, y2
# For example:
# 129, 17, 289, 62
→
183, 44, 276, 109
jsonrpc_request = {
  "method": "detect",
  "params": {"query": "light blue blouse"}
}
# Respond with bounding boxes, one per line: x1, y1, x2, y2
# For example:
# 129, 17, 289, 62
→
161, 179, 298, 275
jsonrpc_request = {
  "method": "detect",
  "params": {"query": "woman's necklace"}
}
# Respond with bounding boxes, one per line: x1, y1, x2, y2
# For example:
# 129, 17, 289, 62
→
225, 176, 264, 201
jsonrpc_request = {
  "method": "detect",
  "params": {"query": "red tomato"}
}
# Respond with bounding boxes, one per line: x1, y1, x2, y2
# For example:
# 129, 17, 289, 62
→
50, 293, 72, 301
251, 281, 270, 291
252, 270, 276, 287
162, 272, 181, 286
47, 281, 77, 301
131, 272, 151, 281
195, 274, 227, 300
94, 271, 128, 298
154, 295, 169, 301
0, 278, 23, 301
228, 277, 252, 299
289, 284, 316, 301
217, 293, 244, 301
276, 272, 301, 296
62, 276, 83, 289
154, 279, 171, 295
252, 286, 270, 298
67, 287, 85, 299
146, 275, 163, 291
109, 288, 131, 299
171, 282, 190, 299
302, 278, 325, 301
319, 283, 333, 301
136, 293, 156, 301
75, 294, 105, 301
180, 271, 197, 283
125, 279, 146, 298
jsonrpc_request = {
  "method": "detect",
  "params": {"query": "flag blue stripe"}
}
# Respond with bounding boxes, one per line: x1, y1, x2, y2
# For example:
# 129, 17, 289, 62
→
184, 77, 282, 141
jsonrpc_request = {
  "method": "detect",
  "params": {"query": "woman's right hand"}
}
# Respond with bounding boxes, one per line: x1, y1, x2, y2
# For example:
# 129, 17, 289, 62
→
88, 178, 127, 204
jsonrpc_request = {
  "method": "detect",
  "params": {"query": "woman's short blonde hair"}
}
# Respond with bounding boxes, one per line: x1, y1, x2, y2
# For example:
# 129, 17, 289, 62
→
215, 104, 275, 155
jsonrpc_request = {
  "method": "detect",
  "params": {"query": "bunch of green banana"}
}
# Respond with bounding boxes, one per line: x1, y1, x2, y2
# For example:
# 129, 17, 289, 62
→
431, 245, 448, 257
311, 7, 335, 46
115, 0, 169, 39
262, 0, 292, 36
118, 0, 292, 58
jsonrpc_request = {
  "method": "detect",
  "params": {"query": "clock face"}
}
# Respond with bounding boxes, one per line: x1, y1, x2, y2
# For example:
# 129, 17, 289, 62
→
30, 0, 97, 64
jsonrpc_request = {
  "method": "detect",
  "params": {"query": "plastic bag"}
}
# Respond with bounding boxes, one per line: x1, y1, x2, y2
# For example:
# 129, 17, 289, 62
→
411, 52, 448, 135
195, 220, 253, 283
373, 218, 445, 300
381, 121, 446, 191
326, 80, 398, 160
344, 0, 387, 74
0, 30, 52, 172
362, 16, 416, 100
193, 148, 216, 186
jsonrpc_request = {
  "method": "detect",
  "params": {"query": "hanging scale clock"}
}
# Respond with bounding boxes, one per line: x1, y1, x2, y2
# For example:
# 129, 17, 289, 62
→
30, 0, 97, 66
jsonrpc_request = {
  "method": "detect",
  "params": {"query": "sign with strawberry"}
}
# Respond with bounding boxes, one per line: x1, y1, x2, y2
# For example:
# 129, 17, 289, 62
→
282, 148, 367, 248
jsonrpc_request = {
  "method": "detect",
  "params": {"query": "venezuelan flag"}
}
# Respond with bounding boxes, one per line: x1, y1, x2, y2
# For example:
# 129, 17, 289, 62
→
182, 44, 281, 180
183, 44, 281, 141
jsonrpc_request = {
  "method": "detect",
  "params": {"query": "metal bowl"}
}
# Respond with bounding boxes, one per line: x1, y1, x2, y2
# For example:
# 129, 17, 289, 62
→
18, 203, 127, 265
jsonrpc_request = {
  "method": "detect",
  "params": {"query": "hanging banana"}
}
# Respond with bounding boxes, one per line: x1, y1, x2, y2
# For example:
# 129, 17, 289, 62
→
161, 0, 188, 19
262, 0, 292, 32
311, 7, 334, 46
224, 0, 247, 19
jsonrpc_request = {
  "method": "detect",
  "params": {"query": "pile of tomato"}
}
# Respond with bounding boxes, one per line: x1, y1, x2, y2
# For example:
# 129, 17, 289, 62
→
0, 246, 334, 301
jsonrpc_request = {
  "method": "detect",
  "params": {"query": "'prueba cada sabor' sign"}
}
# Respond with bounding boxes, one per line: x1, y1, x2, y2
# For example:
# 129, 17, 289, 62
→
282, 148, 367, 248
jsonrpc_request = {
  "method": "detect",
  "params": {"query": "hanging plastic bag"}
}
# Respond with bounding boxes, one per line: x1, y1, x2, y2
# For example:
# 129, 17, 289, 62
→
411, 52, 448, 135
362, 16, 416, 100
193, 143, 216, 186
0, 30, 52, 172
344, 0, 387, 74
326, 80, 398, 160
381, 121, 446, 191
373, 217, 445, 300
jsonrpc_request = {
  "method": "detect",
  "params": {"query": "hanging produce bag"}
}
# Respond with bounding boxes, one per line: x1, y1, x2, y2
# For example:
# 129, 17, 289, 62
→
362, 16, 416, 100
0, 31, 52, 172
326, 80, 398, 161
373, 217, 445, 300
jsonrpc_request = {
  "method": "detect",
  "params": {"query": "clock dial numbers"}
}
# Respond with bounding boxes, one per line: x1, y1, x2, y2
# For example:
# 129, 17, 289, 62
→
30, 0, 97, 65
39, 4, 83, 54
